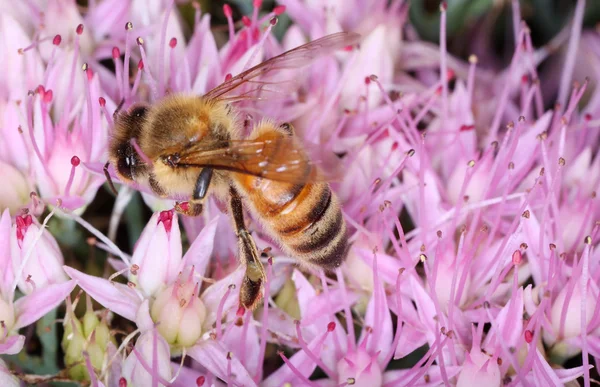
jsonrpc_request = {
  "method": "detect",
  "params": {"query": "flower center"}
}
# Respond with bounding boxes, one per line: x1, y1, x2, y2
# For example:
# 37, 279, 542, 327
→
150, 271, 206, 348
336, 349, 382, 387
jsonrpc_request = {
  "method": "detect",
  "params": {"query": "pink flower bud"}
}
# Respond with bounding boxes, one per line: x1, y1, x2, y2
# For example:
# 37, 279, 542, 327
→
130, 211, 182, 297
0, 161, 32, 215
10, 216, 68, 294
150, 271, 206, 347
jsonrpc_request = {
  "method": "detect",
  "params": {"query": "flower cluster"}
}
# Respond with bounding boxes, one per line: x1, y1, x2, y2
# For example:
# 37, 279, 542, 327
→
1, 0, 599, 386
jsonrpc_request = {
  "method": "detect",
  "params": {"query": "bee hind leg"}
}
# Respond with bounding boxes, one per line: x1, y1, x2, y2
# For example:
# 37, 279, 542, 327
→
229, 187, 265, 310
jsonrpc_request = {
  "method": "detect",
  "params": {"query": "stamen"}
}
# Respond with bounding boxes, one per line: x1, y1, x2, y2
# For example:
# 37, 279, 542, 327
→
294, 321, 336, 378
130, 59, 144, 97
64, 156, 80, 197
112, 47, 124, 100
439, 2, 449, 122
241, 18, 274, 72
223, 4, 235, 42
255, 258, 273, 382
158, 0, 175, 97
25, 275, 36, 293
124, 22, 134, 99
278, 351, 317, 386
83, 351, 100, 387
137, 38, 159, 98
215, 284, 234, 339
196, 376, 205, 386
226, 352, 233, 386
59, 24, 83, 130
169, 37, 177, 91
557, 0, 585, 106
336, 269, 356, 349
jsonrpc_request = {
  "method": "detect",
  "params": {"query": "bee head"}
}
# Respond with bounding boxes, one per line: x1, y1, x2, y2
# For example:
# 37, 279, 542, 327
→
109, 104, 150, 182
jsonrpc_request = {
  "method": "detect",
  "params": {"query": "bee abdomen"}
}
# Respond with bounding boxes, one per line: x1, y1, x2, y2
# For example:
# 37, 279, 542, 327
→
275, 183, 348, 269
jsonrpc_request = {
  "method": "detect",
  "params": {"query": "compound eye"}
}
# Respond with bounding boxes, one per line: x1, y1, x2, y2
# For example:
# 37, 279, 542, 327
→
116, 144, 137, 181
130, 105, 148, 118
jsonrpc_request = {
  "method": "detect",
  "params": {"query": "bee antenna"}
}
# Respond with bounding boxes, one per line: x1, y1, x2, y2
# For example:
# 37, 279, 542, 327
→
113, 98, 125, 120
103, 162, 119, 195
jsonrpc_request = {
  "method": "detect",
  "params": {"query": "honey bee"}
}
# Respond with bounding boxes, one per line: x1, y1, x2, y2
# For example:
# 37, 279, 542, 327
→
106, 32, 360, 309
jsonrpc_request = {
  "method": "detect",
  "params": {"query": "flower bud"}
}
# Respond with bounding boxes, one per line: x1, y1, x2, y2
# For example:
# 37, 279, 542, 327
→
150, 270, 206, 348
130, 211, 182, 298
62, 296, 113, 381
10, 215, 68, 294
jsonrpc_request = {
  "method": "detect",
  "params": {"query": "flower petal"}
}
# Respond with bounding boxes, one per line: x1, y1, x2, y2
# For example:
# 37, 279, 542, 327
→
188, 339, 256, 387
63, 266, 141, 321
0, 335, 24, 355
13, 280, 76, 329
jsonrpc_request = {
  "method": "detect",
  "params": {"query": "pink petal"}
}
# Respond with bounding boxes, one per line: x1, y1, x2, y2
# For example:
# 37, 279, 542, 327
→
13, 280, 76, 329
0, 335, 24, 355
262, 331, 328, 387
63, 266, 141, 321
0, 209, 14, 297
187, 339, 256, 386
201, 268, 243, 330
180, 216, 219, 277
222, 315, 260, 376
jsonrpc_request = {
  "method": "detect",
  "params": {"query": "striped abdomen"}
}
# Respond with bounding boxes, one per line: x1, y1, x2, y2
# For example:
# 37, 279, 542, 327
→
233, 131, 348, 269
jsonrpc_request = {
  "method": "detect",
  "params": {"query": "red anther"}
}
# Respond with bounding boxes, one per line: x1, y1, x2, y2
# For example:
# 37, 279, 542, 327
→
71, 156, 81, 167
327, 321, 336, 332
52, 35, 62, 46
76, 24, 84, 35
585, 113, 592, 121
364, 76, 371, 85
512, 250, 522, 265
43, 90, 53, 103
273, 5, 286, 15
138, 59, 144, 70
223, 4, 232, 18
37, 85, 45, 94
239, 29, 248, 41
446, 69, 455, 81
169, 37, 177, 48
236, 305, 245, 316
86, 68, 93, 81
521, 75, 529, 84
459, 125, 475, 131
225, 73, 232, 81
391, 142, 399, 151
343, 45, 354, 51
253, 0, 262, 8
112, 47, 121, 59
242, 16, 251, 27
524, 330, 533, 343
269, 17, 278, 26
435, 85, 443, 95
196, 376, 205, 386
119, 377, 127, 387
99, 97, 106, 107
440, 1, 448, 11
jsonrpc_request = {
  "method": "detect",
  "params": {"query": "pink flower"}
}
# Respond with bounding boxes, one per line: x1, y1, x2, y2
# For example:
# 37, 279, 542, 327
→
0, 208, 76, 356
10, 212, 68, 294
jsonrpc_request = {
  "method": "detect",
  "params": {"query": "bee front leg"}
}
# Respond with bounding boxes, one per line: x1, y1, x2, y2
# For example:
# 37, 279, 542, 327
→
229, 187, 265, 310
174, 168, 213, 217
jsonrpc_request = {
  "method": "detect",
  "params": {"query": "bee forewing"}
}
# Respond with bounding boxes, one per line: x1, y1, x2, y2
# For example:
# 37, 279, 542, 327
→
203, 31, 361, 102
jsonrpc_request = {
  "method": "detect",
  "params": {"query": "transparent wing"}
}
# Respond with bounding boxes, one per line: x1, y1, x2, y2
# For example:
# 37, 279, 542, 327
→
174, 136, 332, 183
203, 31, 360, 102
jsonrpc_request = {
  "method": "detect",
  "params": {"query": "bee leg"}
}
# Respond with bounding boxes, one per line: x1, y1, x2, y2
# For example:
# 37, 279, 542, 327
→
174, 201, 203, 217
229, 187, 266, 310
193, 168, 213, 200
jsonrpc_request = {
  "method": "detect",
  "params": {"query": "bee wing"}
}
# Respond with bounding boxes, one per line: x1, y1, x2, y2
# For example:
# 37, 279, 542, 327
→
203, 32, 361, 102
175, 137, 336, 183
